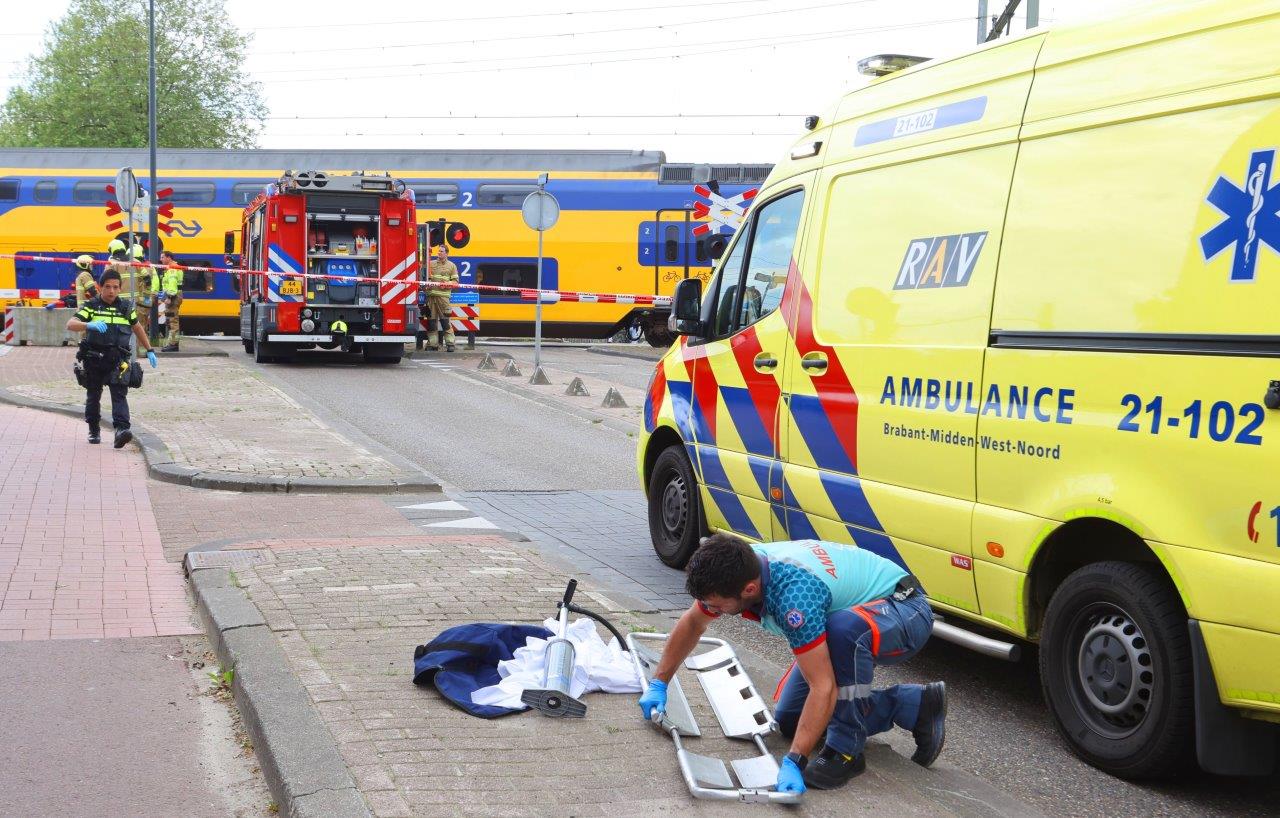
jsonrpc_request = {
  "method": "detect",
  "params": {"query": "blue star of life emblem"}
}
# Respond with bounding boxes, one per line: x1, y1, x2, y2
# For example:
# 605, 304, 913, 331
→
1200, 149, 1280, 283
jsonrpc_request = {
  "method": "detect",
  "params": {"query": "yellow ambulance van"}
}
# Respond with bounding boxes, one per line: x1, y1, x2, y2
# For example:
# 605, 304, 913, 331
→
638, 0, 1280, 778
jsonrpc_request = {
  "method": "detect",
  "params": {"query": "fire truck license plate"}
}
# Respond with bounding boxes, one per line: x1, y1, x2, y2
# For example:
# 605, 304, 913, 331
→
279, 279, 303, 296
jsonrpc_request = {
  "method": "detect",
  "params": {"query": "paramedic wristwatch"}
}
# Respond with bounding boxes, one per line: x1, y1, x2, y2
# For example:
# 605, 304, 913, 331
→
784, 751, 807, 771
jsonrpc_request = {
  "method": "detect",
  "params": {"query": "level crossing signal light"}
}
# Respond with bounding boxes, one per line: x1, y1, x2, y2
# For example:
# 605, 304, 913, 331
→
426, 219, 471, 250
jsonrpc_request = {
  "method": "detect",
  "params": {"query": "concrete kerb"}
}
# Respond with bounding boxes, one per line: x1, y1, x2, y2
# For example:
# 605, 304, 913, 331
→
0, 386, 441, 494
587, 344, 667, 363
187, 563, 371, 818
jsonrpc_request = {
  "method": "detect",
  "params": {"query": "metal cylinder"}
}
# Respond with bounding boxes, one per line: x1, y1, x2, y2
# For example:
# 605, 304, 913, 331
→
543, 636, 575, 694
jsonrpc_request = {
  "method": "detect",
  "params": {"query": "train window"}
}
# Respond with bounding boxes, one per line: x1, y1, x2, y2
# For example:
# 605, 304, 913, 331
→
166, 182, 215, 205
663, 226, 680, 263
0, 179, 18, 201
33, 180, 57, 203
73, 181, 109, 204
232, 182, 268, 205
477, 184, 536, 208
476, 262, 537, 290
410, 184, 458, 205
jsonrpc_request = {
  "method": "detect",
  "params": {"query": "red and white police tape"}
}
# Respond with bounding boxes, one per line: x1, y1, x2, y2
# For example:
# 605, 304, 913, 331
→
0, 252, 674, 309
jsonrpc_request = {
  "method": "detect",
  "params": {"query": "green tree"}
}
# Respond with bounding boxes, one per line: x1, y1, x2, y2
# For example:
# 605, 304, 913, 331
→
0, 0, 267, 148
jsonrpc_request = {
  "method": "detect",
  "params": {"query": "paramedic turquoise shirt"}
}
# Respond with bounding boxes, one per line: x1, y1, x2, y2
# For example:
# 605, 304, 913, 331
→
699, 540, 908, 654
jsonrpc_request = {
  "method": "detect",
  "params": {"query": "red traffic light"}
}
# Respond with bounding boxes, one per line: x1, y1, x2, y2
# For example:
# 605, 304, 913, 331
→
446, 222, 470, 249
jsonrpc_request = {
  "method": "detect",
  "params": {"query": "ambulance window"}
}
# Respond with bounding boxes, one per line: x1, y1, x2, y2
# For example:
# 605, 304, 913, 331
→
411, 184, 459, 205
708, 239, 748, 338
737, 190, 803, 329
167, 182, 215, 205
34, 180, 57, 202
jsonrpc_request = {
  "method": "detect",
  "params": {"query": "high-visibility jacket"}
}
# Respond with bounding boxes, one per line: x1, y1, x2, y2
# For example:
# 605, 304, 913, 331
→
161, 266, 183, 297
136, 266, 159, 306
73, 296, 137, 361
74, 270, 97, 306
425, 259, 458, 298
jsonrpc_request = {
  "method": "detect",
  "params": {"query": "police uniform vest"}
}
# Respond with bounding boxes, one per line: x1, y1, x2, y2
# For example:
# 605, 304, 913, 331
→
74, 296, 136, 361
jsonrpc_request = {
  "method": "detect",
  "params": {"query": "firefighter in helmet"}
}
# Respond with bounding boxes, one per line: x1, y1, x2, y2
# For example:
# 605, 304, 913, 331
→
73, 255, 98, 308
424, 245, 458, 352
159, 250, 183, 352
131, 244, 159, 342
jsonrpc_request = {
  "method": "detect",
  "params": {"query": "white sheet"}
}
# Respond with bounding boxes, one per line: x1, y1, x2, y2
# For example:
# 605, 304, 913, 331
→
470, 616, 641, 709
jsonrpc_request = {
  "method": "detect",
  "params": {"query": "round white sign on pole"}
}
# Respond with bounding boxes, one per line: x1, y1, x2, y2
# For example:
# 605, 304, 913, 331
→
521, 190, 560, 232
114, 167, 138, 212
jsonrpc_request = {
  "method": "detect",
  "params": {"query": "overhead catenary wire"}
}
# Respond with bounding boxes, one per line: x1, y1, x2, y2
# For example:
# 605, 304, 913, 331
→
250, 0, 882, 57
258, 18, 972, 84
248, 17, 957, 77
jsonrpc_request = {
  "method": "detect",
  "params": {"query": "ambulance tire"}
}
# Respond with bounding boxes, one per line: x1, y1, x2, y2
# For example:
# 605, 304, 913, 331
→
1039, 561, 1194, 779
647, 446, 706, 568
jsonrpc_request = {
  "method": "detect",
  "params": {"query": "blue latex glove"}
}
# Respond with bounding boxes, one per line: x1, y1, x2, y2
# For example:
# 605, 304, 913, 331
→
85, 320, 108, 333
146, 350, 158, 368
638, 679, 668, 720
776, 756, 806, 794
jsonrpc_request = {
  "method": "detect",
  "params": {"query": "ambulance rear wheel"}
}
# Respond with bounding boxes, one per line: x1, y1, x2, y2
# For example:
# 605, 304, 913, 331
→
1039, 561, 1194, 779
648, 446, 705, 568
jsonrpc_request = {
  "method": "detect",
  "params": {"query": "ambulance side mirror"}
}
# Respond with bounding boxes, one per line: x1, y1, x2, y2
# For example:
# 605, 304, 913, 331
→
668, 278, 704, 336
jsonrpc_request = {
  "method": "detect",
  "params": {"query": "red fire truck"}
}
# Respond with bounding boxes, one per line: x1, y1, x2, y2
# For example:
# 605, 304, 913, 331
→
227, 170, 419, 364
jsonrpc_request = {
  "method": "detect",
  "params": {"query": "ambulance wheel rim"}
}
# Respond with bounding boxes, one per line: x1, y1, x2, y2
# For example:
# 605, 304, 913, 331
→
1070, 603, 1153, 737
660, 473, 688, 537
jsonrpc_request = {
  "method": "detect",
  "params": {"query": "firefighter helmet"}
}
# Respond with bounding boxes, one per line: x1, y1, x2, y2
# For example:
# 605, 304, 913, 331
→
131, 244, 145, 259
107, 238, 126, 256
74, 254, 94, 271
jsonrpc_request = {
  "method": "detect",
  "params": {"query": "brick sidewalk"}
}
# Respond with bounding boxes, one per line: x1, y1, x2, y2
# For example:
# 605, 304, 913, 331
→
0, 405, 198, 640
201, 531, 967, 818
1, 347, 409, 481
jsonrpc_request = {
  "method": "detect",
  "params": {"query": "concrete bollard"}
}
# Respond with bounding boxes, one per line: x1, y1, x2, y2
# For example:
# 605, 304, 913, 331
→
501, 359, 522, 377
529, 366, 551, 385
565, 377, 590, 397
477, 353, 497, 371
601, 387, 628, 408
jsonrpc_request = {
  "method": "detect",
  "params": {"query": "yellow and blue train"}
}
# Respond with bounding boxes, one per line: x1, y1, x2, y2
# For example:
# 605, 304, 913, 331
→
0, 148, 770, 343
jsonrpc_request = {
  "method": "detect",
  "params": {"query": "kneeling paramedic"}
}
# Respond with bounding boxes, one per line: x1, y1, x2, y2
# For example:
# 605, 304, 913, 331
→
65, 269, 158, 447
638, 534, 946, 793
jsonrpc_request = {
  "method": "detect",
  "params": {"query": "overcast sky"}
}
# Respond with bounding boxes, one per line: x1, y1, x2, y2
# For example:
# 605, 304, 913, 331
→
2, 1, 1125, 163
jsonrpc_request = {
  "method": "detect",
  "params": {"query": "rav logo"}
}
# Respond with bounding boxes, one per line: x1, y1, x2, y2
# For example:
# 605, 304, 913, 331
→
895, 232, 987, 290
1201, 149, 1280, 283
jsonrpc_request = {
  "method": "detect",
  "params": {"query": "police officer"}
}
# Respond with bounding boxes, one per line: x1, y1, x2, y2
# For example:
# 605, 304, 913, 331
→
131, 244, 159, 342
638, 534, 946, 794
73, 255, 97, 308
158, 250, 183, 352
424, 245, 458, 352
65, 268, 158, 446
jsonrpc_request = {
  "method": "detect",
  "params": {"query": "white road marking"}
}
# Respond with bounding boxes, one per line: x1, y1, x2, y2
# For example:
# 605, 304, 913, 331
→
398, 500, 468, 511
422, 516, 500, 530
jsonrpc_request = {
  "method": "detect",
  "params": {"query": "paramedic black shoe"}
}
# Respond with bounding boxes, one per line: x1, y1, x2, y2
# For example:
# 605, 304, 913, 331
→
113, 429, 133, 449
88, 427, 101, 444
802, 747, 865, 790
911, 681, 947, 767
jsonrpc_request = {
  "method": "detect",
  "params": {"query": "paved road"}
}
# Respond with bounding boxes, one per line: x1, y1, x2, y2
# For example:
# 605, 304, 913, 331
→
259, 345, 641, 491
244, 342, 1280, 818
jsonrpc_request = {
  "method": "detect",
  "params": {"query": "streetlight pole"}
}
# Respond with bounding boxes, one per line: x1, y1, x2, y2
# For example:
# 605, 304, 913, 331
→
147, 0, 158, 267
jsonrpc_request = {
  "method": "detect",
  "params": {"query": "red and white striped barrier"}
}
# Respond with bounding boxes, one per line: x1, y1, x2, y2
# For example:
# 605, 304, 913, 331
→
449, 305, 480, 334
0, 253, 673, 309
2, 306, 14, 345
0, 287, 72, 301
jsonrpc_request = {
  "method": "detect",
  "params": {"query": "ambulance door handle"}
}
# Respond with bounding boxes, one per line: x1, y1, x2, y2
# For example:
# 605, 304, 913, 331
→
754, 353, 778, 372
801, 352, 828, 373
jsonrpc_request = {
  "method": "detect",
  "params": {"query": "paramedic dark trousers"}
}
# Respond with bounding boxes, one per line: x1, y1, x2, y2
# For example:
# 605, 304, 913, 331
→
84, 364, 130, 431
774, 591, 932, 757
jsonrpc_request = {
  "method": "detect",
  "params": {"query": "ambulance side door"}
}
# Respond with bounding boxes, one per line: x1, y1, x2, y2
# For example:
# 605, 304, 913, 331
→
686, 179, 814, 541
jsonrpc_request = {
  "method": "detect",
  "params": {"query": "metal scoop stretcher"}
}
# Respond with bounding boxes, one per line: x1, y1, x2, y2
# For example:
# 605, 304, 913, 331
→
627, 632, 802, 805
